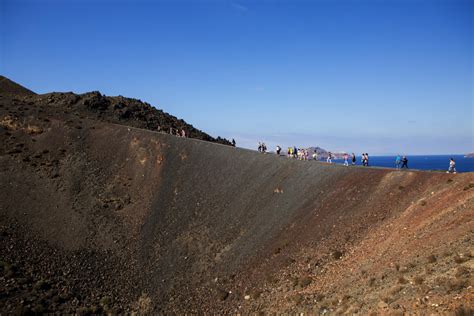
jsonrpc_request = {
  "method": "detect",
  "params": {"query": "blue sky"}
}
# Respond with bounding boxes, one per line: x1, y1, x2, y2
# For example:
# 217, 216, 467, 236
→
1, 0, 472, 154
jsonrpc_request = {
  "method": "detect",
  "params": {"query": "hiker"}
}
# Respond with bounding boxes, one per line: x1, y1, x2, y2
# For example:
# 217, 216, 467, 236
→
343, 153, 349, 166
312, 151, 318, 161
327, 152, 332, 163
276, 145, 281, 155
395, 155, 401, 169
232, 138, 236, 147
181, 129, 186, 137
351, 153, 356, 165
401, 156, 408, 169
258, 142, 262, 153
447, 158, 457, 174
365, 153, 369, 166
361, 153, 366, 166
288, 147, 292, 158
262, 143, 267, 153
293, 146, 297, 158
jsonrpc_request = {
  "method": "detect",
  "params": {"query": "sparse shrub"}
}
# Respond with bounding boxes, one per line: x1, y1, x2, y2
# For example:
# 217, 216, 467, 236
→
390, 310, 404, 316
454, 305, 473, 316
217, 288, 229, 301
26, 125, 43, 135
381, 295, 394, 304
33, 279, 49, 291
136, 293, 152, 314
332, 250, 343, 260
398, 276, 408, 284
251, 290, 262, 299
414, 276, 424, 285
293, 293, 303, 304
455, 266, 470, 278
448, 278, 468, 292
463, 183, 474, 190
314, 293, 324, 302
388, 285, 403, 296
454, 254, 469, 264
0, 261, 14, 277
299, 276, 312, 287
426, 254, 437, 263
99, 296, 112, 310
0, 116, 19, 130
420, 200, 427, 206
447, 179, 453, 183
368, 277, 376, 286
398, 186, 404, 190
361, 269, 367, 277
346, 306, 360, 314
437, 277, 468, 293
76, 307, 92, 316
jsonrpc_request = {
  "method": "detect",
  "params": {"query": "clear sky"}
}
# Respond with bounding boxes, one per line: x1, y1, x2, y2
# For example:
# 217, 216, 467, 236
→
1, 0, 472, 154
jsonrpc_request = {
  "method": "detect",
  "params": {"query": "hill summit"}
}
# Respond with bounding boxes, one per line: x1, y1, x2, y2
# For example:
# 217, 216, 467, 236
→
0, 76, 232, 145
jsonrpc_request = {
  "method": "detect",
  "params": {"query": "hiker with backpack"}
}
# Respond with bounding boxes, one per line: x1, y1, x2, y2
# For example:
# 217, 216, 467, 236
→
401, 156, 408, 169
447, 158, 457, 174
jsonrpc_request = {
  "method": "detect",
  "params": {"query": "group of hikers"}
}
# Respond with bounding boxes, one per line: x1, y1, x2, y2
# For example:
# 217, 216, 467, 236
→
395, 155, 409, 169
256, 143, 459, 173
166, 127, 187, 138
161, 126, 237, 147
286, 147, 312, 160
257, 142, 268, 153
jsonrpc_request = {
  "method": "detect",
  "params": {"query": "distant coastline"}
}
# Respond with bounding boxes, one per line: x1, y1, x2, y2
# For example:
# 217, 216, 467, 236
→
465, 152, 474, 158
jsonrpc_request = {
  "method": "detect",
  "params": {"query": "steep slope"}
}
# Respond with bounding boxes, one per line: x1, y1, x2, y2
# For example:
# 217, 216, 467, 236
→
0, 90, 473, 314
0, 75, 36, 97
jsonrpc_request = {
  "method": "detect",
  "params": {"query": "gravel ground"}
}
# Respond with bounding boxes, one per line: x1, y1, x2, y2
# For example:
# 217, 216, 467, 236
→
0, 82, 473, 314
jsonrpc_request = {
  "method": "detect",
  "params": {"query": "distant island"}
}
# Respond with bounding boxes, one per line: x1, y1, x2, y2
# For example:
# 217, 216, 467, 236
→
465, 153, 474, 158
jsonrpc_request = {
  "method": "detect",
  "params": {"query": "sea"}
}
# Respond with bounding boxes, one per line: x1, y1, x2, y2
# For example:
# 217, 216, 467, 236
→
329, 155, 474, 173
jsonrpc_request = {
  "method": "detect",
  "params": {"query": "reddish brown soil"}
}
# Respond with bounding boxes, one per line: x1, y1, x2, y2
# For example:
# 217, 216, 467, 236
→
0, 81, 473, 314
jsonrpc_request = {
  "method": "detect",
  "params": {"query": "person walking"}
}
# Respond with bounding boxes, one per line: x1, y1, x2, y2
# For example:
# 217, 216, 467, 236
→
401, 156, 408, 169
365, 153, 369, 166
351, 153, 356, 165
343, 153, 349, 166
447, 158, 457, 174
395, 155, 401, 169
276, 145, 281, 155
327, 152, 333, 163
232, 138, 236, 147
